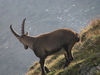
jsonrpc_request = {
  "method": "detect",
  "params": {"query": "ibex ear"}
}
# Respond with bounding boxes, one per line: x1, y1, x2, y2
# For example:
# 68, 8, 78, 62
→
25, 32, 28, 35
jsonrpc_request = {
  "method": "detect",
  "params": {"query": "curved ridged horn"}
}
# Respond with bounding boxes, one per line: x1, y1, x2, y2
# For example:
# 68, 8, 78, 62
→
21, 18, 26, 35
10, 25, 20, 38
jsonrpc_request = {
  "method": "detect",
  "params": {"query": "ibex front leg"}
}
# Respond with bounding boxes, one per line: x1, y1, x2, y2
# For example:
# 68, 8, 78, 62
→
45, 66, 50, 73
39, 58, 46, 75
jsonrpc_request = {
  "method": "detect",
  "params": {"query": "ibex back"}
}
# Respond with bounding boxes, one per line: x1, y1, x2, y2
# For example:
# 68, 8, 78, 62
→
10, 18, 80, 75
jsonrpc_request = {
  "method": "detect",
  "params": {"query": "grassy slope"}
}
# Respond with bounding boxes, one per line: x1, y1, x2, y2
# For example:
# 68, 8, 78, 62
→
26, 18, 100, 75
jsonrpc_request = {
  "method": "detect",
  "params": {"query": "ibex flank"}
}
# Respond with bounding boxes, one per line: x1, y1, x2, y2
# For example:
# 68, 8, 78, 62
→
10, 18, 80, 75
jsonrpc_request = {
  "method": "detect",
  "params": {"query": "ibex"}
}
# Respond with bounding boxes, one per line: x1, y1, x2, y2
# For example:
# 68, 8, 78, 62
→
10, 18, 80, 75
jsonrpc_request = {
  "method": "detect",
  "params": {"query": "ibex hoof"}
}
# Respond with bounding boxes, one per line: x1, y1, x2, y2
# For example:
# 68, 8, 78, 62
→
45, 66, 50, 73
69, 58, 73, 61
41, 73, 46, 75
64, 59, 71, 68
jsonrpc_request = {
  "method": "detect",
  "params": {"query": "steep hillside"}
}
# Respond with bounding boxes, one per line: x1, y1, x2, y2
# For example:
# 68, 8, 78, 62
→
0, 0, 100, 75
26, 18, 100, 75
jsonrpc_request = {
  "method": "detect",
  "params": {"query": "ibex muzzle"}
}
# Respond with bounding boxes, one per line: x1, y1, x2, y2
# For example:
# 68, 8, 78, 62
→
10, 18, 80, 75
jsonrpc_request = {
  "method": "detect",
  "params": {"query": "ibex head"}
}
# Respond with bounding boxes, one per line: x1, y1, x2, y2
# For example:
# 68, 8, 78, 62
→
10, 18, 28, 49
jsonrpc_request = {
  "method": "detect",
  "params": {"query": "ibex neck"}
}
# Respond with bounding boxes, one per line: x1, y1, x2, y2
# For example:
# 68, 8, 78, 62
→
21, 36, 36, 50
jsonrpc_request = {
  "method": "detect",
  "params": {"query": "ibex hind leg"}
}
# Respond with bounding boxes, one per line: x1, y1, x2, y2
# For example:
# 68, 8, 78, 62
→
63, 53, 71, 68
63, 45, 73, 68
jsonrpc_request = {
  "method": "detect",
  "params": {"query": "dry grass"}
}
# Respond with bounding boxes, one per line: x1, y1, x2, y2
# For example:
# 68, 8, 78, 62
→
80, 18, 100, 42
26, 18, 100, 75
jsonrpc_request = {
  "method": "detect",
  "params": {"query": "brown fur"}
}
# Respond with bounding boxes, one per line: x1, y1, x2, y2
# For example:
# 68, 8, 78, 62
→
32, 28, 79, 57
10, 19, 80, 75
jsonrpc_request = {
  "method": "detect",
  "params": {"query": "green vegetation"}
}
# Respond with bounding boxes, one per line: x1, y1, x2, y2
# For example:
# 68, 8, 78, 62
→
26, 18, 100, 75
